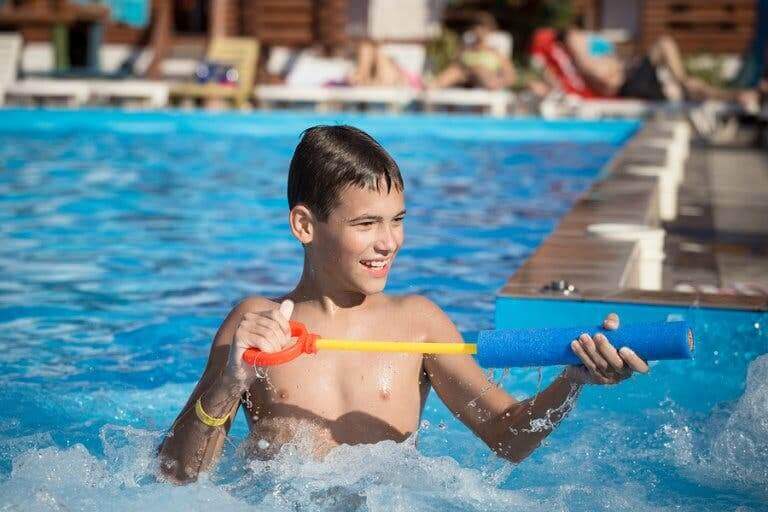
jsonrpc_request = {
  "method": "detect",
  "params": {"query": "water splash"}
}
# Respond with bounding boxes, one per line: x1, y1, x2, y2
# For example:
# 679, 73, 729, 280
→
661, 354, 768, 496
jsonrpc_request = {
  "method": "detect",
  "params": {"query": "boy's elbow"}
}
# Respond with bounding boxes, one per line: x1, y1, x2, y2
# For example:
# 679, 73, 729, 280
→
484, 432, 537, 464
490, 441, 535, 464
480, 405, 540, 464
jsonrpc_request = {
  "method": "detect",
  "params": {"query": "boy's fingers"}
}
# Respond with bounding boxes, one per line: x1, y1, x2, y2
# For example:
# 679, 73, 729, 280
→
603, 313, 619, 330
594, 333, 625, 371
619, 347, 650, 374
254, 334, 280, 354
279, 300, 294, 322
266, 309, 290, 335
579, 334, 609, 372
251, 317, 287, 347
263, 300, 292, 335
570, 340, 598, 375
237, 333, 276, 353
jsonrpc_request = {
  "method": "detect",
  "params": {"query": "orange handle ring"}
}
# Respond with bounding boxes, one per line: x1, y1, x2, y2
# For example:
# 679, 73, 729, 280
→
242, 320, 319, 366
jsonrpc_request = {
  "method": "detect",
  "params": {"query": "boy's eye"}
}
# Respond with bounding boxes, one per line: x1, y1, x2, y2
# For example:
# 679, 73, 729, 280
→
393, 217, 404, 223
356, 221, 375, 227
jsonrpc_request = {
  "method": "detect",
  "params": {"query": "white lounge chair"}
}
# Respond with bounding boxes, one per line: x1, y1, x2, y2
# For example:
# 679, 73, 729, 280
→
332, 86, 418, 112
86, 45, 168, 108
0, 33, 92, 107
256, 50, 413, 111
257, 84, 335, 110
5, 78, 91, 106
417, 30, 516, 117
420, 88, 513, 117
256, 51, 349, 110
88, 79, 169, 108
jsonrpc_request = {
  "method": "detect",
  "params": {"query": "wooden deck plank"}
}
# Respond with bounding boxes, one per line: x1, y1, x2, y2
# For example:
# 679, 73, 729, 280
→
499, 121, 767, 313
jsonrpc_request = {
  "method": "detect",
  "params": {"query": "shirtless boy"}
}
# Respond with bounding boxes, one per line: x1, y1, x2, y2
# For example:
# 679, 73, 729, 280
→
158, 125, 649, 484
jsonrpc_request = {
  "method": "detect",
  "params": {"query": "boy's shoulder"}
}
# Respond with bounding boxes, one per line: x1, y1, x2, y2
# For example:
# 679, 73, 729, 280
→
388, 294, 458, 341
395, 293, 439, 310
229, 295, 277, 317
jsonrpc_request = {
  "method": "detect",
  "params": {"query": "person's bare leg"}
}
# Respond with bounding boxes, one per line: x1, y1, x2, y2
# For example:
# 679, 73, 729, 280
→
648, 36, 688, 83
349, 41, 376, 85
683, 77, 758, 109
649, 35, 757, 106
371, 49, 406, 86
428, 64, 468, 89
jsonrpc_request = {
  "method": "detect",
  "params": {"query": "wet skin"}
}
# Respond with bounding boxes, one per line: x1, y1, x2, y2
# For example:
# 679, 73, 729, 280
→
238, 294, 432, 458
158, 182, 649, 483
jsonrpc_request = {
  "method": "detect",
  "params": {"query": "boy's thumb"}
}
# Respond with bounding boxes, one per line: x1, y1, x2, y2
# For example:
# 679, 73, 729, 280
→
279, 299, 294, 320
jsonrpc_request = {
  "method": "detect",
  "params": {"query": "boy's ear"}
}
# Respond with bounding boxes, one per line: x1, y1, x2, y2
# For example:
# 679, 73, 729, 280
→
289, 205, 315, 245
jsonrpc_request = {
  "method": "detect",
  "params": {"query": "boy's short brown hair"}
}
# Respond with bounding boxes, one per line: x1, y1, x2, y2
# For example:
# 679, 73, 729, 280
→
288, 125, 404, 221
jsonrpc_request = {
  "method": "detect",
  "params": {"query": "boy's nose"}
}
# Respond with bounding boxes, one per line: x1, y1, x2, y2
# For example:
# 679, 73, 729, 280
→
374, 225, 398, 253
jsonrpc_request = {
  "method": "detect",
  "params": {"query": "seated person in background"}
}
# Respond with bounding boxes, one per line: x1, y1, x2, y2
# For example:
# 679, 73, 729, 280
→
533, 27, 758, 110
346, 40, 424, 89
429, 12, 516, 90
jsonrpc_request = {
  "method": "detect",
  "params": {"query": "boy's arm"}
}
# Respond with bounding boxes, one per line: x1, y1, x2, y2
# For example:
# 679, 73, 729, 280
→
157, 297, 270, 484
416, 297, 647, 463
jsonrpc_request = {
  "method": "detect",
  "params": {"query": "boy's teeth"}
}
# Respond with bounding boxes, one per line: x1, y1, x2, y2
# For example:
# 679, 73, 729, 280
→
362, 260, 386, 268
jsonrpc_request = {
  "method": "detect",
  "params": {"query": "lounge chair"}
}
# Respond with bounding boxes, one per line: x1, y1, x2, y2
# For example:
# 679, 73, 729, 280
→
256, 51, 351, 110
170, 37, 259, 109
256, 34, 515, 116
417, 31, 516, 117
88, 79, 169, 108
255, 46, 419, 113
420, 88, 513, 117
529, 28, 749, 128
87, 45, 169, 108
0, 33, 90, 107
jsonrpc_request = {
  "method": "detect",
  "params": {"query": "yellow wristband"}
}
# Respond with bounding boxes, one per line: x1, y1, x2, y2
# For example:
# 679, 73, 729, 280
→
195, 396, 230, 427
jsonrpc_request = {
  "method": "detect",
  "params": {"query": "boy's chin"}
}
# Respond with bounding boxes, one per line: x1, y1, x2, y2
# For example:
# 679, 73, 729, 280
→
352, 278, 388, 295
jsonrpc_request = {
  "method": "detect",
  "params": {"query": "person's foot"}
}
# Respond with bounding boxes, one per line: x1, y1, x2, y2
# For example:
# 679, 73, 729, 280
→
347, 71, 367, 86
737, 89, 759, 114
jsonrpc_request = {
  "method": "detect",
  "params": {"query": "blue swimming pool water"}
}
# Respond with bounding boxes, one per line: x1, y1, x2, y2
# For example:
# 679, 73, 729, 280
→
0, 109, 765, 511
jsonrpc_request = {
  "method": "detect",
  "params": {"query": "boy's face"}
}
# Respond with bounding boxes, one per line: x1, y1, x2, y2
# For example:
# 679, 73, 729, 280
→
312, 181, 405, 296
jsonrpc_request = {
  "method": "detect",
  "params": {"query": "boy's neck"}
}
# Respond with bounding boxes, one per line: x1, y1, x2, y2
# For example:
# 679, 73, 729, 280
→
288, 263, 372, 315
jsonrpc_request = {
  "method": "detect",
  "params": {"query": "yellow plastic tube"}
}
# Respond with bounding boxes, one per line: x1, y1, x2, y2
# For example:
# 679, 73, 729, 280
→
316, 339, 477, 355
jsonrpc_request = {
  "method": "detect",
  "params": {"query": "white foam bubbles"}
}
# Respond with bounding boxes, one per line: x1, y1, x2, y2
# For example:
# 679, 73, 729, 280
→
707, 354, 768, 488
240, 436, 529, 512
661, 354, 768, 497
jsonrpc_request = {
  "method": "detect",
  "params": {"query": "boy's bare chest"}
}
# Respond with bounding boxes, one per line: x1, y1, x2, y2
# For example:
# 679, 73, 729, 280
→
243, 306, 431, 441
251, 350, 425, 409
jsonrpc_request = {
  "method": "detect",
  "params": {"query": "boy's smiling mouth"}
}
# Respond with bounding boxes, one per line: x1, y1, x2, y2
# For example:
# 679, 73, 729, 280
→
360, 258, 390, 277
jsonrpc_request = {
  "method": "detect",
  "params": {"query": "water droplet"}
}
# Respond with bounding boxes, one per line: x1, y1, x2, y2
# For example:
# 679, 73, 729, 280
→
420, 420, 430, 430
257, 439, 270, 450
438, 421, 446, 430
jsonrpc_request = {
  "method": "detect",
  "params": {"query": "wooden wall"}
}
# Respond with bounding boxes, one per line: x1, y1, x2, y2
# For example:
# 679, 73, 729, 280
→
640, 0, 756, 54
2, 0, 349, 48
241, 0, 347, 47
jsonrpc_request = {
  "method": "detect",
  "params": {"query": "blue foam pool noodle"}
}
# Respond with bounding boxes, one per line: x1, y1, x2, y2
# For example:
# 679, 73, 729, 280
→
476, 321, 694, 368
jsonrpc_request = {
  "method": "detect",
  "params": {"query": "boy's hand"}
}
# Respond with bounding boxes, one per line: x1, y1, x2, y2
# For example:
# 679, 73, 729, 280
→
565, 313, 650, 385
225, 300, 295, 388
